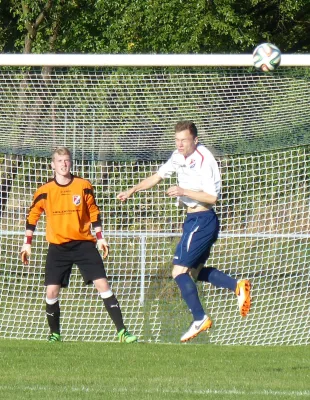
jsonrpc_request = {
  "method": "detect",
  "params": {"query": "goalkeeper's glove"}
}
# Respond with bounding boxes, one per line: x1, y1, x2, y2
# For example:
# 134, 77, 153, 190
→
20, 243, 31, 265
96, 232, 109, 259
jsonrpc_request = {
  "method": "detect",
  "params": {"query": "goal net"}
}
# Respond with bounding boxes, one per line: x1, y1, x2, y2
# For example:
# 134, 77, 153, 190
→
0, 54, 309, 345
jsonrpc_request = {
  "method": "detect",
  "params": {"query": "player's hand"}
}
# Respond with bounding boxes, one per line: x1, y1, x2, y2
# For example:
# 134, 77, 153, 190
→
20, 244, 31, 265
97, 238, 109, 259
117, 190, 132, 202
166, 186, 185, 197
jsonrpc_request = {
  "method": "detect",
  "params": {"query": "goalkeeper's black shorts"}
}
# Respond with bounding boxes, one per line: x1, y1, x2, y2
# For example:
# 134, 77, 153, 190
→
45, 240, 106, 287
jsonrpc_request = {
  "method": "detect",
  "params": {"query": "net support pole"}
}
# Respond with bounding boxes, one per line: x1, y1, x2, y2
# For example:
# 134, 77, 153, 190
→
139, 234, 146, 305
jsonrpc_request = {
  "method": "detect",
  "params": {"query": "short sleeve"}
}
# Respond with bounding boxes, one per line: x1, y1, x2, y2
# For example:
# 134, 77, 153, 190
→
201, 158, 221, 198
157, 157, 176, 179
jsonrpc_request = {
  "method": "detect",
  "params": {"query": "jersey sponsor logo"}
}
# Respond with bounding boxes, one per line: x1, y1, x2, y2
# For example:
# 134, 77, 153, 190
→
172, 160, 186, 167
73, 195, 81, 205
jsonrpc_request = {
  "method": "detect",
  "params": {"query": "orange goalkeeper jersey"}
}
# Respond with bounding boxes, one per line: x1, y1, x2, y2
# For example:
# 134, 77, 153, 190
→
26, 175, 102, 244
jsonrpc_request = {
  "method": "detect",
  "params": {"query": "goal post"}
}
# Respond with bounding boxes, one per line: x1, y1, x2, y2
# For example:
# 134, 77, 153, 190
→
0, 53, 309, 345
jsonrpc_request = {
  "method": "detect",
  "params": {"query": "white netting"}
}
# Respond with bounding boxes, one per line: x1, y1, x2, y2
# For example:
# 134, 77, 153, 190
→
0, 61, 309, 345
0, 66, 309, 159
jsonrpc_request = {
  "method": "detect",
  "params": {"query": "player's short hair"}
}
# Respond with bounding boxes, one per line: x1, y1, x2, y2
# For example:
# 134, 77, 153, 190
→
175, 120, 198, 138
52, 146, 72, 161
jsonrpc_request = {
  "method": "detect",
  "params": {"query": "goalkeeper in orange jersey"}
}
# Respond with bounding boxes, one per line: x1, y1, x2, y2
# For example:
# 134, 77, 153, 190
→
20, 146, 137, 343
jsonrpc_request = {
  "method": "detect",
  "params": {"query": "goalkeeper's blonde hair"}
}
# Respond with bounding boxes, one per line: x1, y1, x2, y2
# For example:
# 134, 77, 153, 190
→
52, 146, 72, 161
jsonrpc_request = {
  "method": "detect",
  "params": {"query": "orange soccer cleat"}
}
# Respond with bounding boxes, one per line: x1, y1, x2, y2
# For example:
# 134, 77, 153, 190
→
236, 279, 251, 317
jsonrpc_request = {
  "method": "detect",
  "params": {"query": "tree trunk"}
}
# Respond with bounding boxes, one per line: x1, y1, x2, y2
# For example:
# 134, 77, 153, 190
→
1, 1, 54, 218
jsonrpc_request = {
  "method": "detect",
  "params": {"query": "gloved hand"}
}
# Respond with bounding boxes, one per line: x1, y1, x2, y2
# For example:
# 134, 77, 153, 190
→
97, 238, 109, 259
20, 243, 31, 265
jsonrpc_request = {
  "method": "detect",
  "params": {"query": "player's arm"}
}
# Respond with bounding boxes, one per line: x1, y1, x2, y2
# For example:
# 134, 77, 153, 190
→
20, 229, 34, 265
94, 227, 109, 259
20, 189, 45, 265
117, 173, 163, 202
85, 183, 109, 259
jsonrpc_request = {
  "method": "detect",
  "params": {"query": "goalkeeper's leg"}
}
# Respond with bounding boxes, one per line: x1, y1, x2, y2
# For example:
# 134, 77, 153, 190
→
78, 244, 137, 343
46, 285, 61, 342
94, 278, 137, 343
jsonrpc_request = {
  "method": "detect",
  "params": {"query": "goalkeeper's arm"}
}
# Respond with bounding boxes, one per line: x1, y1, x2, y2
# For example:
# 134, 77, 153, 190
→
20, 229, 34, 265
95, 228, 109, 259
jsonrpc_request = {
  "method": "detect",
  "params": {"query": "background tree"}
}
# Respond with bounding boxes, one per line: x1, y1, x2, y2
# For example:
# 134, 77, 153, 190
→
0, 0, 19, 51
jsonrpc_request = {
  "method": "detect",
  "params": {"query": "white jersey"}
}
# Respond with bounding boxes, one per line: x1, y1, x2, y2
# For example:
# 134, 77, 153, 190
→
157, 143, 221, 208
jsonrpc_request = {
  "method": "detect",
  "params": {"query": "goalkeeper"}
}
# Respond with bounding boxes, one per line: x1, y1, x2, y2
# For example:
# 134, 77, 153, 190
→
117, 120, 251, 343
20, 146, 137, 343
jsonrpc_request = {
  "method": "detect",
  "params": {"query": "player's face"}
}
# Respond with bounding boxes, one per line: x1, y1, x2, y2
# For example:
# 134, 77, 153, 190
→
51, 153, 72, 177
175, 129, 198, 157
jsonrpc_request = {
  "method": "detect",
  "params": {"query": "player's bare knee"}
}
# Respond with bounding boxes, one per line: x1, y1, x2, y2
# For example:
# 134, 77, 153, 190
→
93, 277, 110, 293
46, 285, 60, 300
172, 265, 189, 279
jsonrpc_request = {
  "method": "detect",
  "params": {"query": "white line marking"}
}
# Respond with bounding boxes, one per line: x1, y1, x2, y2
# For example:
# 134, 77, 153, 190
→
0, 385, 309, 397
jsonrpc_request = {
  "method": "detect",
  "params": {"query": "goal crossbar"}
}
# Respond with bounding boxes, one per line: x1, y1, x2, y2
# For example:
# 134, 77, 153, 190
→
0, 53, 310, 67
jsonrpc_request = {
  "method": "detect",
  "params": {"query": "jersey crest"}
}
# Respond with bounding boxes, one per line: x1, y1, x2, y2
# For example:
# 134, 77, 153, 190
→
189, 159, 196, 168
73, 195, 81, 205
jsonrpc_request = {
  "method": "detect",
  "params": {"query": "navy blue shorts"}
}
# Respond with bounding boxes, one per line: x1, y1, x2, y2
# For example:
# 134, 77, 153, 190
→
45, 240, 107, 287
172, 209, 219, 269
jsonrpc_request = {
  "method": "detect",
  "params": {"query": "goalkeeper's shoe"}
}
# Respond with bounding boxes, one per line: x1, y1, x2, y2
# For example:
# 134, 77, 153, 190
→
48, 333, 61, 343
118, 328, 137, 343
180, 315, 212, 343
235, 279, 251, 317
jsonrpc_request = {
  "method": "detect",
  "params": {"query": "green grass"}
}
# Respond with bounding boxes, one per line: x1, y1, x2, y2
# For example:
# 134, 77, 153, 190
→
0, 340, 309, 400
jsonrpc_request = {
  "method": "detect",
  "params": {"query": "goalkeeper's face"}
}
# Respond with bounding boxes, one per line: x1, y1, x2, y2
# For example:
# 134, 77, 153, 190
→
175, 129, 198, 157
51, 153, 72, 178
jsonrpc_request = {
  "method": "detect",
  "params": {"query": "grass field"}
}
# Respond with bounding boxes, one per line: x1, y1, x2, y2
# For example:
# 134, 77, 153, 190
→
0, 339, 309, 400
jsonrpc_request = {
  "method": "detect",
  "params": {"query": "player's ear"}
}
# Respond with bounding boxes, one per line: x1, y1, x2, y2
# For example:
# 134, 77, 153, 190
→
194, 137, 199, 144
51, 161, 55, 170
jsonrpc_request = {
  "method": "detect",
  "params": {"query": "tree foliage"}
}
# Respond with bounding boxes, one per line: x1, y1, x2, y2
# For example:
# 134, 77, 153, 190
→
0, 0, 309, 54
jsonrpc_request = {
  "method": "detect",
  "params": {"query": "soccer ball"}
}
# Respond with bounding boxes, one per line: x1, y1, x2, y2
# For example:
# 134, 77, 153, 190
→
253, 43, 281, 72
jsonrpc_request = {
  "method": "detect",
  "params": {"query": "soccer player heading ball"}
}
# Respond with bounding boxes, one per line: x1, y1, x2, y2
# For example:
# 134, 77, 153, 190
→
20, 146, 137, 343
117, 121, 251, 343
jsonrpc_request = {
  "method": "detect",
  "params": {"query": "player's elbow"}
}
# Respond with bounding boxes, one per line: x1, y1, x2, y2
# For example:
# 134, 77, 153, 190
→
151, 173, 162, 185
209, 194, 218, 205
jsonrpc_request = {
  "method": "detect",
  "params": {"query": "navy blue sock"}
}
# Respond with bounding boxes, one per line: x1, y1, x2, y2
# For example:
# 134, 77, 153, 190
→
197, 267, 237, 292
174, 273, 205, 320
